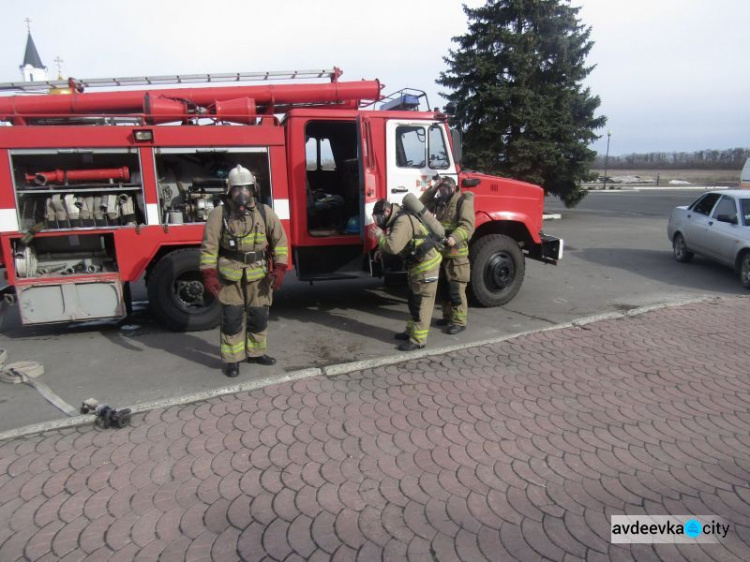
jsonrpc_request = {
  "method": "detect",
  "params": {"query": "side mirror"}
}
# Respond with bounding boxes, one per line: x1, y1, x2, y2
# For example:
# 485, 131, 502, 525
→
462, 178, 481, 188
717, 214, 738, 225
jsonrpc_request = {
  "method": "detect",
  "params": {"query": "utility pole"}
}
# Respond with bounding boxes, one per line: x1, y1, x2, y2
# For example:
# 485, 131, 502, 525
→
602, 131, 612, 189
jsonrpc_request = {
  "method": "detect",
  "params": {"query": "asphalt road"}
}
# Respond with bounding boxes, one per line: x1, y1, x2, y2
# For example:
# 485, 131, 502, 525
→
1, 189, 745, 432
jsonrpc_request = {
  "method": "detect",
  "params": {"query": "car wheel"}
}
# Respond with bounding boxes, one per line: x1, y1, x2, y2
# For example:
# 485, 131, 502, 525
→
673, 233, 694, 263
740, 253, 750, 289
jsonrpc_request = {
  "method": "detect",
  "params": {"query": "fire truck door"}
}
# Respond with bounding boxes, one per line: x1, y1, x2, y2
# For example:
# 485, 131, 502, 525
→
385, 120, 458, 204
357, 115, 379, 253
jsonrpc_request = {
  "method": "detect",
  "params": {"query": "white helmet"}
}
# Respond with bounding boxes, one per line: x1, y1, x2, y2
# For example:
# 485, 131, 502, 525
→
227, 165, 256, 193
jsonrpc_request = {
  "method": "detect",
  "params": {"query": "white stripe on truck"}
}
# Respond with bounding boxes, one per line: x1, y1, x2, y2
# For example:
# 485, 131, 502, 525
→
0, 209, 19, 233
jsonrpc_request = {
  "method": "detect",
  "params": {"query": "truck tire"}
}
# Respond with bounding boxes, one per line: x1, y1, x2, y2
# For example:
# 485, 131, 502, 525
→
468, 234, 525, 307
147, 248, 221, 331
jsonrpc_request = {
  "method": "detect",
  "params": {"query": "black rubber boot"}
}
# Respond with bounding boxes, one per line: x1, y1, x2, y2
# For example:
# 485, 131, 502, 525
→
247, 355, 276, 366
398, 341, 424, 351
225, 362, 240, 378
447, 325, 466, 335
394, 332, 409, 341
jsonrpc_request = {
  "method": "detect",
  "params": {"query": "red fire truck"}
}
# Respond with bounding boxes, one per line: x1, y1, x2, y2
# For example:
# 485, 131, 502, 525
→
0, 68, 561, 331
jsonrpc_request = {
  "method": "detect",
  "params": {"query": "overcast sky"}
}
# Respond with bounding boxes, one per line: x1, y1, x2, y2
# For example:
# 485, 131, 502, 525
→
1, 0, 747, 157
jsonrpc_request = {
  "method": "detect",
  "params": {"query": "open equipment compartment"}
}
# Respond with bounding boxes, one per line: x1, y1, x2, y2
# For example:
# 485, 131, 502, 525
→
154, 147, 271, 225
12, 232, 117, 279
11, 148, 145, 230
11, 232, 125, 324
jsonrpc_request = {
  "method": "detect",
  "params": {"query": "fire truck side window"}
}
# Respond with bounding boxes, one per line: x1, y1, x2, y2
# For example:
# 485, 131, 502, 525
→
428, 125, 450, 170
305, 138, 317, 171
304, 120, 359, 236
395, 126, 426, 169
306, 138, 336, 172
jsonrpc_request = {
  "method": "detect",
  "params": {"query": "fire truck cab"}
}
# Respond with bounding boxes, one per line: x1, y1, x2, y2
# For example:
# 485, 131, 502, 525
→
0, 69, 561, 330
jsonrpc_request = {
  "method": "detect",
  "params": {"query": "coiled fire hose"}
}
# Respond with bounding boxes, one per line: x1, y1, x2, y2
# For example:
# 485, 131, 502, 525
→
0, 349, 131, 428
0, 348, 78, 416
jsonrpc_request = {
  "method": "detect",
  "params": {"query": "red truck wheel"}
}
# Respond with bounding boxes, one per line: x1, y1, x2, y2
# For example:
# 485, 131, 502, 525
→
468, 234, 525, 307
147, 249, 221, 331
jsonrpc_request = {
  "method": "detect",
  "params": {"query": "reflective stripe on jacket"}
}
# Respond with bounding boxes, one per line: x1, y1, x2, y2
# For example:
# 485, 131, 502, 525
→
420, 188, 475, 259
200, 201, 289, 282
377, 204, 442, 280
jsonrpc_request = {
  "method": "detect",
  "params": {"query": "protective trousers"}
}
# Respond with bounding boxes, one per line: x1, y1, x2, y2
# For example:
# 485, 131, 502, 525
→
439, 258, 470, 327
405, 277, 439, 346
218, 271, 272, 363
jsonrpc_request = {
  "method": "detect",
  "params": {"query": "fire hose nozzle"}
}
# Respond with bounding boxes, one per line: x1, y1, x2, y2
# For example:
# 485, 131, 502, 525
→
80, 398, 132, 429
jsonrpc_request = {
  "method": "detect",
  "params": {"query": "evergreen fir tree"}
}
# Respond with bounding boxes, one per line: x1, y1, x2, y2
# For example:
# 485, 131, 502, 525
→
438, 0, 606, 207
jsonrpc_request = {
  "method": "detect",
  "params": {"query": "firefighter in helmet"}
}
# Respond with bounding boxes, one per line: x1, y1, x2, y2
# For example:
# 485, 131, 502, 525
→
200, 165, 289, 377
371, 198, 442, 350
420, 176, 475, 334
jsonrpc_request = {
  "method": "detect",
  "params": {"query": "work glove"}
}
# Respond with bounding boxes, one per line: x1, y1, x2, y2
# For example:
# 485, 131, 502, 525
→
269, 263, 287, 291
201, 268, 221, 297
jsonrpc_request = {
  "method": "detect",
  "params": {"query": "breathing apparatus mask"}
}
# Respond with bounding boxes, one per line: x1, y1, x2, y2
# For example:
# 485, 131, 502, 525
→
229, 185, 253, 211
372, 199, 390, 229
436, 178, 456, 205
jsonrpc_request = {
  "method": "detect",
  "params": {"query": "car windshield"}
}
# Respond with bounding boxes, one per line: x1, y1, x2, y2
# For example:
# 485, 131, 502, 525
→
742, 199, 750, 226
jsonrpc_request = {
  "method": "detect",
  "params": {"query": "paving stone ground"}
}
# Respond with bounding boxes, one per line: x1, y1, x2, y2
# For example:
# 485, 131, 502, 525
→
1, 297, 750, 561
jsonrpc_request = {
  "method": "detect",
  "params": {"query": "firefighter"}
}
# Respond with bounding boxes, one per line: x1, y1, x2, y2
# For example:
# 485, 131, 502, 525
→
200, 165, 289, 377
372, 198, 442, 351
420, 176, 475, 334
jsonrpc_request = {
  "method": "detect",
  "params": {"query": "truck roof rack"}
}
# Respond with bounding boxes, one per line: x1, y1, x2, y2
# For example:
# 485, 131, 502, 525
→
0, 68, 343, 93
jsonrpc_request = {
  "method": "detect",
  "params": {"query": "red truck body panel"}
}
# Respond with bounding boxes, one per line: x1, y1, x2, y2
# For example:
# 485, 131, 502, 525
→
460, 172, 544, 244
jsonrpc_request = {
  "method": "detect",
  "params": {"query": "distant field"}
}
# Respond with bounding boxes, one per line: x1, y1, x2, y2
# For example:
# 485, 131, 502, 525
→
590, 168, 740, 187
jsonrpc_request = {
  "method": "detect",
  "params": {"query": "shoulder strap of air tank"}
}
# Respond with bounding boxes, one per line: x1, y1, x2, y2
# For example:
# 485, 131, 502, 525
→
257, 202, 267, 228
456, 191, 466, 217
222, 203, 230, 235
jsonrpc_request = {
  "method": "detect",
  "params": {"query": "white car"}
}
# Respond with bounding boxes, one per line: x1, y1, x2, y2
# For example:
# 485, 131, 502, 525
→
667, 190, 750, 287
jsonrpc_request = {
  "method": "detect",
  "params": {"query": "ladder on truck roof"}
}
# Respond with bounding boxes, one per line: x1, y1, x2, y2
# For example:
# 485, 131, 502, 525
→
0, 67, 381, 126
0, 68, 343, 93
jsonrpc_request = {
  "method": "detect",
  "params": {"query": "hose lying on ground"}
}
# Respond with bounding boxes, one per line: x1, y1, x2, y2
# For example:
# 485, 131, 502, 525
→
0, 348, 77, 416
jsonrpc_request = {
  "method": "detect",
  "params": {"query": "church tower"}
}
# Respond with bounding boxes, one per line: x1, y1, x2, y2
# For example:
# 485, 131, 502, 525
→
19, 19, 48, 83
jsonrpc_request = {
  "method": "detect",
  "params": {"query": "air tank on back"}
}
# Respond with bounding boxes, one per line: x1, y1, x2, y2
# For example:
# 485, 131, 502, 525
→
401, 193, 446, 239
